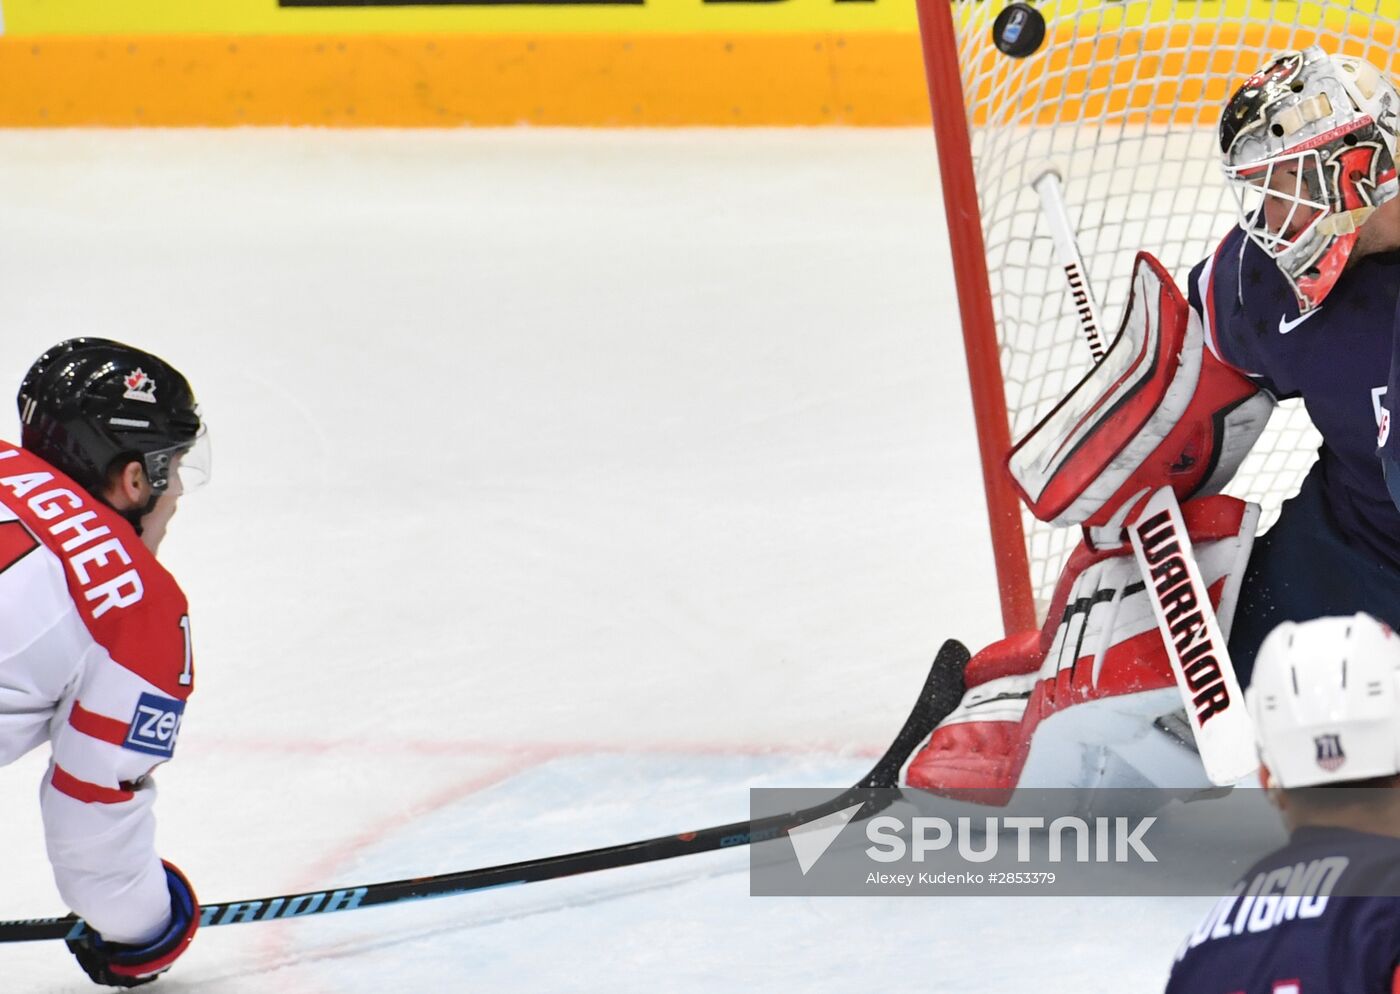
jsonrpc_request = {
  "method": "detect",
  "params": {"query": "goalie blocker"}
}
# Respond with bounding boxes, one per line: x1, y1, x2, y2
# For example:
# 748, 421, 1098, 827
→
908, 253, 1273, 796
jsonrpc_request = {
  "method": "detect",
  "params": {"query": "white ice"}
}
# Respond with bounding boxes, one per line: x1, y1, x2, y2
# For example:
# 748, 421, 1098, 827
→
0, 129, 1214, 993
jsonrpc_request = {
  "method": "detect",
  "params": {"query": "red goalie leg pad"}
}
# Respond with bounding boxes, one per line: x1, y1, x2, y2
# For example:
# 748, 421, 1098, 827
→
905, 532, 1127, 797
906, 717, 1026, 798
962, 629, 1041, 686
905, 495, 1254, 799
906, 626, 1180, 799
905, 631, 1043, 798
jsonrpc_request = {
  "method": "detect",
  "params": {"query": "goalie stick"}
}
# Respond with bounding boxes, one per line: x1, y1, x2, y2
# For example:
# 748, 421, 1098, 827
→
1032, 168, 1108, 362
0, 640, 969, 943
1032, 169, 1258, 786
1127, 488, 1258, 785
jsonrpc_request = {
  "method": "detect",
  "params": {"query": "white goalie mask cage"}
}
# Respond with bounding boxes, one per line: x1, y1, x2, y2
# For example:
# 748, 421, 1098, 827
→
1220, 46, 1400, 311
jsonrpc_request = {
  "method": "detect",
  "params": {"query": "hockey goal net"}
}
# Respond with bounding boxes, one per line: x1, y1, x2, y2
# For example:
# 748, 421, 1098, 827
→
918, 0, 1396, 633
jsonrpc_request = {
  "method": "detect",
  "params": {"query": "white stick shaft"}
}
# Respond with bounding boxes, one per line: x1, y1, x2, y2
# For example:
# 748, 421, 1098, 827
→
1033, 170, 1108, 362
1127, 488, 1258, 786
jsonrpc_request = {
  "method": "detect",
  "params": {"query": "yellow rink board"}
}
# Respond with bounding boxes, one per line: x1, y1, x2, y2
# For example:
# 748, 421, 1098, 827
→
5, 0, 1396, 36
3, 0, 914, 35
0, 0, 1397, 126
0, 33, 930, 126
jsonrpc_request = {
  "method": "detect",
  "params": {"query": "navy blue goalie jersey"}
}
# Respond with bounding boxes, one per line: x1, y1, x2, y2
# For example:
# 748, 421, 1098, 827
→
1166, 825, 1400, 994
1187, 227, 1400, 568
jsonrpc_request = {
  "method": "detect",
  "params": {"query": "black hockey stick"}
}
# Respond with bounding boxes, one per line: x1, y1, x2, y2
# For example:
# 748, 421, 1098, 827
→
0, 639, 968, 943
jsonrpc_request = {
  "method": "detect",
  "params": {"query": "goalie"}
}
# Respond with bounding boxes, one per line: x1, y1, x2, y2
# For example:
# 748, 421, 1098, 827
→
1201, 47, 1400, 675
906, 46, 1400, 795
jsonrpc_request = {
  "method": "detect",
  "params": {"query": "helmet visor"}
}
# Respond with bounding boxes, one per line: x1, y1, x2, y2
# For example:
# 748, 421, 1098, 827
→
147, 423, 211, 496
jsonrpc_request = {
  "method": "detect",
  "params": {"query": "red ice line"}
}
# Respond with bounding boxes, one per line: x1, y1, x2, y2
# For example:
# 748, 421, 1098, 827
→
246, 737, 880, 991
254, 749, 546, 994
191, 735, 884, 760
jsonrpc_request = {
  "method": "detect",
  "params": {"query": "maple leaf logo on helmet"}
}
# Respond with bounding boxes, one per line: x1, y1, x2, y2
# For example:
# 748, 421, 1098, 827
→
123, 368, 158, 404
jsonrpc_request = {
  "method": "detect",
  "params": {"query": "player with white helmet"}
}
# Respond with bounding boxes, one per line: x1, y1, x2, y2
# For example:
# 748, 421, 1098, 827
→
1167, 614, 1400, 992
1252, 615, 1400, 789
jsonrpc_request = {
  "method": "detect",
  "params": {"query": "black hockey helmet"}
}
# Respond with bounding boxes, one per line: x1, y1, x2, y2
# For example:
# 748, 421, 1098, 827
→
17, 338, 205, 500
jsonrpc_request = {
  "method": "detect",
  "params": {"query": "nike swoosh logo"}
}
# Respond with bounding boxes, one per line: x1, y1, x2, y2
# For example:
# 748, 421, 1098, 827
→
1279, 308, 1322, 334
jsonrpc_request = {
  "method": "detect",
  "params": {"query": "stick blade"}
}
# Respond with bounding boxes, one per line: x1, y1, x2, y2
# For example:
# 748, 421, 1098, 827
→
861, 638, 970, 788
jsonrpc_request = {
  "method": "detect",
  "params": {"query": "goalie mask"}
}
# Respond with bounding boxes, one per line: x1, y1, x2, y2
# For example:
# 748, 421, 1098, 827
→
1220, 46, 1400, 311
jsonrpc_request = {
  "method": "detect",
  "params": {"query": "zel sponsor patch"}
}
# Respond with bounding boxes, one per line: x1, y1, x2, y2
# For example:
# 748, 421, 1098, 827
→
124, 693, 185, 758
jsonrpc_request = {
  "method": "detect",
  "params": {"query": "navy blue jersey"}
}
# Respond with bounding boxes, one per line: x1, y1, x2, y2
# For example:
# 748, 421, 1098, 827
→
1166, 826, 1400, 994
1383, 284, 1400, 508
1187, 228, 1400, 568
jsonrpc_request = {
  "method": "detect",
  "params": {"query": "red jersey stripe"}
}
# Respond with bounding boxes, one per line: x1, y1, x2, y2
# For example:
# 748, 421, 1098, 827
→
0, 443, 192, 700
68, 701, 130, 746
51, 766, 134, 805
0, 520, 37, 574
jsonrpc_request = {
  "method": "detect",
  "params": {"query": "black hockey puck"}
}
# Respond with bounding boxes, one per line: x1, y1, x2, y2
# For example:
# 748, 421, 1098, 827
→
992, 3, 1046, 59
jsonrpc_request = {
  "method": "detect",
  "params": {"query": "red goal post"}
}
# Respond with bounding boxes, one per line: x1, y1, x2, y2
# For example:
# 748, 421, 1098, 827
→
915, 0, 1395, 635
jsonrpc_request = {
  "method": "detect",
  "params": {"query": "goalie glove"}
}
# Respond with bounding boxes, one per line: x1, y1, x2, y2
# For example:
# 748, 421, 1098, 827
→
905, 495, 1258, 798
66, 861, 199, 988
906, 252, 1269, 800
1009, 251, 1273, 534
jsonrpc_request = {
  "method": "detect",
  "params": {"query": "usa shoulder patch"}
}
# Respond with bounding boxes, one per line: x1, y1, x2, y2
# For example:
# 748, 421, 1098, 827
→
124, 693, 185, 758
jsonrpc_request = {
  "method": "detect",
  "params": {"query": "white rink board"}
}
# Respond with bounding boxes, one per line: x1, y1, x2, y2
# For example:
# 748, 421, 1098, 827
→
0, 130, 1212, 993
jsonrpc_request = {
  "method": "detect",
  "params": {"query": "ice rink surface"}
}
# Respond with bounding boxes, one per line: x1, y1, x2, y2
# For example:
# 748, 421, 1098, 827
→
0, 129, 1213, 992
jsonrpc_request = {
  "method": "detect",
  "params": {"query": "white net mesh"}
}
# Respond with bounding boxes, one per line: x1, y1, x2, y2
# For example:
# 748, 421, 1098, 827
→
948, 0, 1397, 610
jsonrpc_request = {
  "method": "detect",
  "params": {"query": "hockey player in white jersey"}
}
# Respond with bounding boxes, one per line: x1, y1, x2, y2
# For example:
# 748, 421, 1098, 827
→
4, 339, 208, 987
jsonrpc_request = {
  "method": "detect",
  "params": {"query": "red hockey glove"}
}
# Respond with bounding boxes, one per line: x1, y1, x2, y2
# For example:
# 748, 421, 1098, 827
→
66, 861, 199, 988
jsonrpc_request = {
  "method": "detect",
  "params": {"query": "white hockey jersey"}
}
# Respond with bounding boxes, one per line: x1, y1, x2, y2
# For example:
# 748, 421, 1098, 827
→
0, 440, 193, 945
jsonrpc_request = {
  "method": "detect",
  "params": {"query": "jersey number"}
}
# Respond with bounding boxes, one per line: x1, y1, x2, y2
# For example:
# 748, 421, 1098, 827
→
178, 615, 194, 687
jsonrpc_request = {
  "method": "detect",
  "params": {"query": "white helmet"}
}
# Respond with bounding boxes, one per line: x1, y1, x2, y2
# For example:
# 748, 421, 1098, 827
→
1247, 614, 1400, 788
1220, 46, 1400, 311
